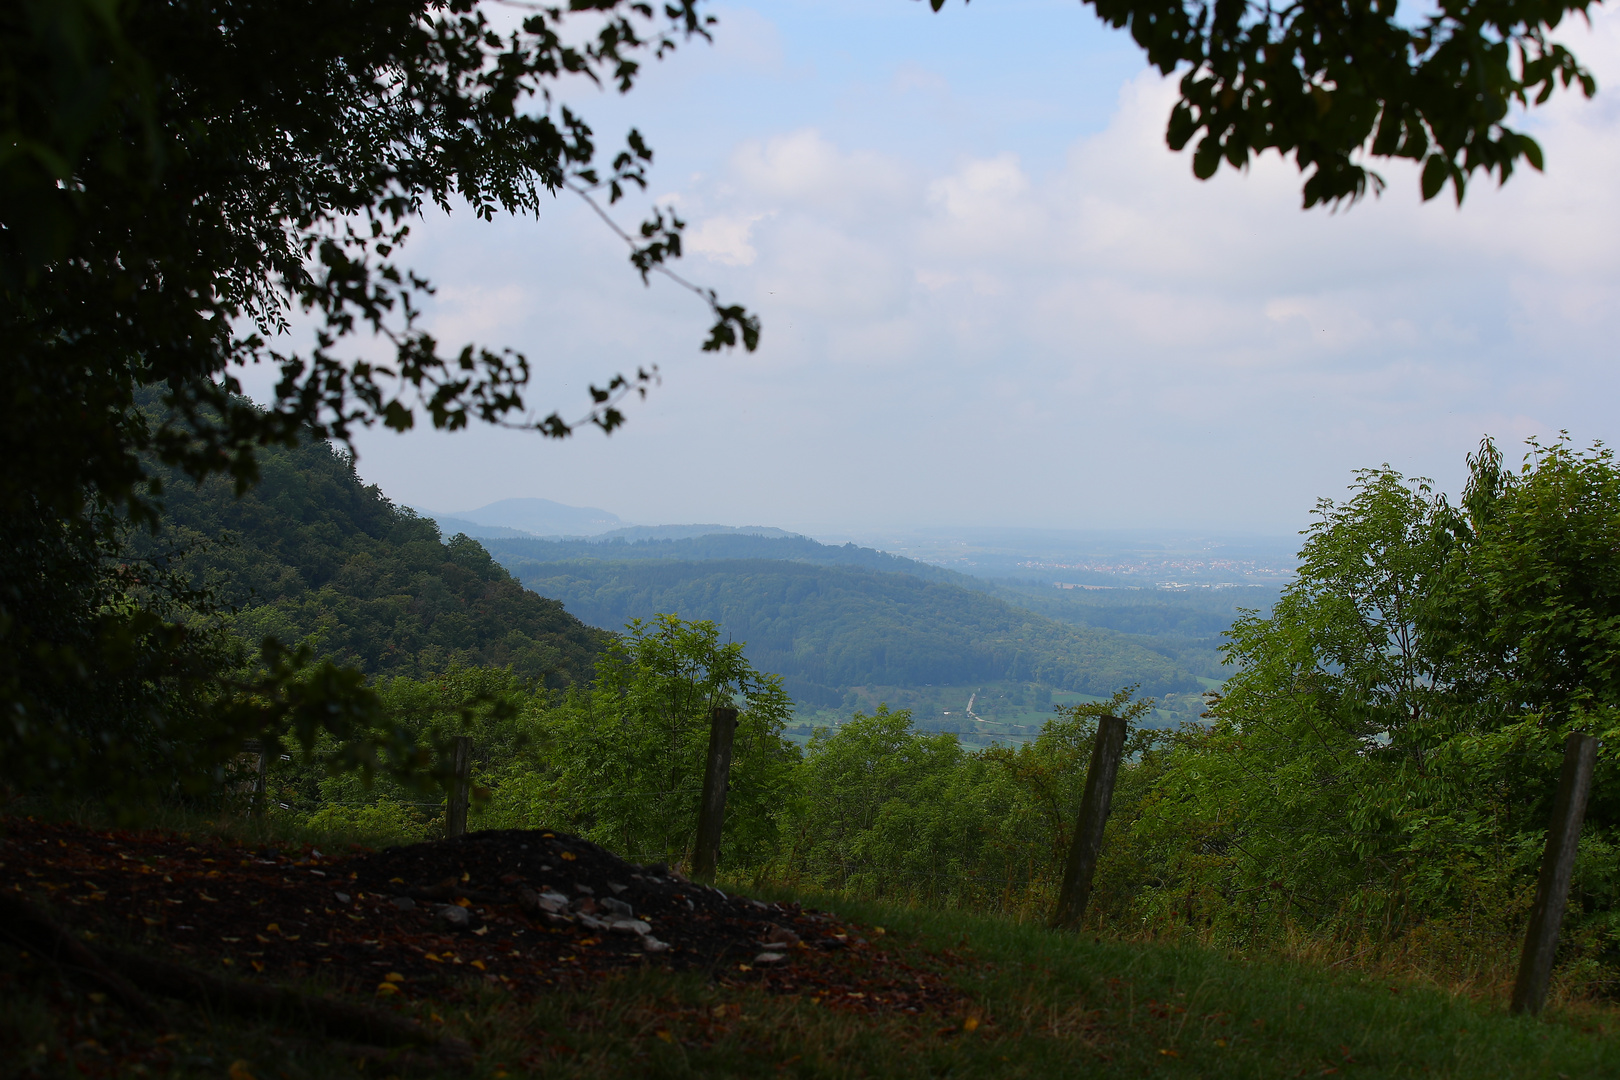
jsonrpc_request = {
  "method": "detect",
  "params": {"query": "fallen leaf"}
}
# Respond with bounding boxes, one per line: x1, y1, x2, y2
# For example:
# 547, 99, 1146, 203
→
1159, 1049, 1180, 1058
384, 972, 404, 983
560, 852, 577, 861
227, 1061, 255, 1080
656, 1030, 674, 1043
471, 960, 487, 971
376, 983, 399, 996
963, 1016, 980, 1033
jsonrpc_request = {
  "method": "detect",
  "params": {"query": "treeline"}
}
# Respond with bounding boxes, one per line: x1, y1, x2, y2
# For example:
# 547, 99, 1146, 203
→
269, 438, 1620, 994
492, 556, 1198, 701
981, 581, 1281, 639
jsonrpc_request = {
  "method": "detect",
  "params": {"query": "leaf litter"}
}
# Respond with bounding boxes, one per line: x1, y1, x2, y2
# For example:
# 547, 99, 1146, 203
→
1, 817, 970, 1039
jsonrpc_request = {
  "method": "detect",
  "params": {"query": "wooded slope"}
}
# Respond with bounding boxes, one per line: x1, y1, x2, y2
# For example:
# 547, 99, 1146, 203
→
489, 551, 1198, 704
144, 441, 609, 686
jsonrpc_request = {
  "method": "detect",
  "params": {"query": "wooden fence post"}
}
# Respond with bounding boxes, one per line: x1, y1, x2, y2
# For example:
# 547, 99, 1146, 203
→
1051, 714, 1129, 931
691, 706, 740, 881
242, 739, 268, 818
1511, 732, 1601, 1015
445, 736, 473, 839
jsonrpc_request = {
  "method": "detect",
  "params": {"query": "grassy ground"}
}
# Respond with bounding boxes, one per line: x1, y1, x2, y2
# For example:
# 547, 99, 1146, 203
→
9, 895, 1620, 1078
5, 810, 1618, 1079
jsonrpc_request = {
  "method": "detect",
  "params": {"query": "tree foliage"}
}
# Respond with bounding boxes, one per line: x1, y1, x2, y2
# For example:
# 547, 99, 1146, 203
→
1123, 439, 1620, 970
281, 616, 800, 872
140, 423, 609, 686
536, 615, 798, 868
4, 0, 757, 531
495, 555, 1201, 703
776, 689, 1166, 915
932, 0, 1598, 206
1, 0, 754, 802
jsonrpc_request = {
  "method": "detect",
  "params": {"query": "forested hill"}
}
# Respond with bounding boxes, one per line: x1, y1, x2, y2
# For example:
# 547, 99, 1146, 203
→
142, 440, 609, 686
488, 553, 1198, 705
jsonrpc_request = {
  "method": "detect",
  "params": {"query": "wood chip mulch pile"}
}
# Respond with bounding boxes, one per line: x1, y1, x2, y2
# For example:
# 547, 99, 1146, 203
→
1, 818, 969, 1018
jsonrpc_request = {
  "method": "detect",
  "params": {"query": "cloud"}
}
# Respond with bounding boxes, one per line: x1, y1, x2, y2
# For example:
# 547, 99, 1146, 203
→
649, 15, 1620, 527
328, 5, 1620, 534
688, 212, 768, 266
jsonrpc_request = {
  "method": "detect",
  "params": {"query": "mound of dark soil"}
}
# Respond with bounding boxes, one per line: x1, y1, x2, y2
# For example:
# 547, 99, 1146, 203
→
2, 819, 965, 1018
348, 828, 833, 971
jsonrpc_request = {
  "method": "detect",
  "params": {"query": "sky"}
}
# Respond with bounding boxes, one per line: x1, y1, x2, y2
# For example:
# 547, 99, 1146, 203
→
245, 0, 1620, 537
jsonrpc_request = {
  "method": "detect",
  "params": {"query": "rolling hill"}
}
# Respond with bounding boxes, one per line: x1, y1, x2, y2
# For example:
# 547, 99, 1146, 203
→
484, 540, 1201, 705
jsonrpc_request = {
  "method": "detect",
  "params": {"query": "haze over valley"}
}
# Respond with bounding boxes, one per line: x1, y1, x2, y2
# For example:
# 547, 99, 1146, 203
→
411, 495, 1289, 738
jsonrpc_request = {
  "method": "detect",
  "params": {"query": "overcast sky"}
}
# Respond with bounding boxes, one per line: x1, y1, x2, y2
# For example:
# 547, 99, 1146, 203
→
249, 0, 1620, 537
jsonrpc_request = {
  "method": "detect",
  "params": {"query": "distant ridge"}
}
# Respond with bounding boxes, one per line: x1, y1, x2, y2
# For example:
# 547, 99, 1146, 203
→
592, 524, 802, 542
481, 533, 962, 583
428, 497, 624, 538
431, 516, 543, 541
421, 499, 805, 546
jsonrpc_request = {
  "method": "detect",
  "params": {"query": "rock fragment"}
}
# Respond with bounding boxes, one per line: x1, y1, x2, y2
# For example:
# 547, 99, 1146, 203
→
761, 924, 800, 947
533, 890, 571, 914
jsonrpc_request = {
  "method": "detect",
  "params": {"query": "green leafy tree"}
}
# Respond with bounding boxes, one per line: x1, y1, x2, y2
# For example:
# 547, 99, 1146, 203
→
1, 0, 756, 804
782, 705, 978, 900
1133, 441, 1620, 969
929, 0, 1597, 206
778, 688, 1168, 917
290, 665, 541, 839
540, 615, 798, 869
1137, 470, 1457, 937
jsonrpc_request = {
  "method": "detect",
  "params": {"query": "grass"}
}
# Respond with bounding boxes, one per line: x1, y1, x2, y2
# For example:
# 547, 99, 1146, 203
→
7, 807, 1619, 1079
